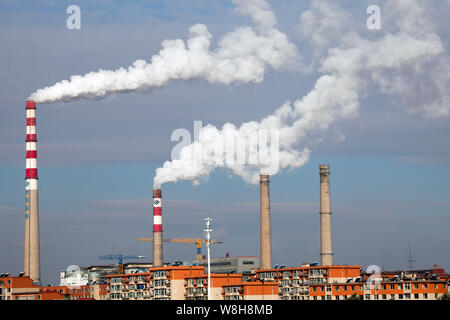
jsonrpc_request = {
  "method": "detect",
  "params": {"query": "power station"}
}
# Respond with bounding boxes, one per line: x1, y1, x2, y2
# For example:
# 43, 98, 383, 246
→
19, 101, 337, 288
9, 104, 448, 301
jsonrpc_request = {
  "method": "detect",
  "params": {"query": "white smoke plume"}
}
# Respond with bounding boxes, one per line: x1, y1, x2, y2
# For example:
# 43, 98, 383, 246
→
154, 0, 449, 187
28, 0, 299, 104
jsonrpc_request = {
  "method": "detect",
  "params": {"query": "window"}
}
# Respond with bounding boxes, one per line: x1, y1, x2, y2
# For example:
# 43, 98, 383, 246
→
326, 285, 331, 292
423, 293, 428, 299
405, 293, 410, 299
398, 284, 402, 290
405, 283, 410, 290
365, 294, 370, 300
326, 295, 331, 300
414, 284, 418, 289
414, 294, 419, 299
382, 294, 387, 300
336, 295, 340, 300
398, 294, 403, 299
374, 295, 378, 300
423, 284, 427, 289
390, 284, 395, 290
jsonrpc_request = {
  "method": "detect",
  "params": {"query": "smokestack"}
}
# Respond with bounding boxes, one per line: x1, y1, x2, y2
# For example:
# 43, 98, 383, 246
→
25, 100, 40, 284
259, 174, 272, 269
319, 164, 333, 266
153, 189, 163, 267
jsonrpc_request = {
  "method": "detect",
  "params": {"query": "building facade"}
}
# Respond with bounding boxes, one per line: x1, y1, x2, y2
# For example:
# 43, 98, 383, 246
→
222, 282, 279, 300
195, 256, 259, 274
107, 266, 205, 300
185, 273, 242, 300
0, 276, 63, 300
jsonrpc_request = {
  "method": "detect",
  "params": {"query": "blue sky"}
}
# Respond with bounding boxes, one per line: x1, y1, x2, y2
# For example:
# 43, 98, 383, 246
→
0, 1, 449, 285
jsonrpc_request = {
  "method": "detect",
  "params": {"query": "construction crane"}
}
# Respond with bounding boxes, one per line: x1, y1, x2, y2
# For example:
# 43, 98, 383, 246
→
98, 254, 146, 274
137, 237, 223, 261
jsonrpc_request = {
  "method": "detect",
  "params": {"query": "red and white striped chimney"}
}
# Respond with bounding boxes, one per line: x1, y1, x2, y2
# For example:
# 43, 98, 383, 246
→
153, 189, 163, 267
25, 100, 40, 284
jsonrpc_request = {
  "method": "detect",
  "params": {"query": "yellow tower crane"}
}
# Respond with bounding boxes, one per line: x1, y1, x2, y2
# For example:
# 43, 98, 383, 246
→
137, 237, 223, 261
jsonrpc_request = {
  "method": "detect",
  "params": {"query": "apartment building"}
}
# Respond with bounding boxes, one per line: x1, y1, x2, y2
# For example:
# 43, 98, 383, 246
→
42, 284, 108, 300
309, 279, 448, 300
222, 281, 279, 300
254, 265, 362, 300
0, 276, 63, 300
184, 273, 242, 300
107, 266, 205, 300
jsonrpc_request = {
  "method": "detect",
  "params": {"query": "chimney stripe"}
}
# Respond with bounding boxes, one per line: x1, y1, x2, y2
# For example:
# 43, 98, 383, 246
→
25, 179, 38, 191
26, 118, 36, 126
26, 134, 37, 142
26, 142, 37, 151
26, 151, 37, 158
26, 158, 37, 168
26, 109, 36, 118
26, 168, 38, 179
26, 101, 36, 109
26, 126, 36, 134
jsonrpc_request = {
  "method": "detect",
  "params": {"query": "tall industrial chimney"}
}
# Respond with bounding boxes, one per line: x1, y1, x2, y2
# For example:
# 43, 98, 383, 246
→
319, 164, 333, 266
153, 189, 163, 267
25, 100, 40, 284
259, 174, 272, 269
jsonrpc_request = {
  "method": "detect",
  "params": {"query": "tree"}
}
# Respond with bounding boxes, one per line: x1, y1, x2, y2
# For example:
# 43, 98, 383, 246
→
346, 293, 362, 300
438, 293, 450, 300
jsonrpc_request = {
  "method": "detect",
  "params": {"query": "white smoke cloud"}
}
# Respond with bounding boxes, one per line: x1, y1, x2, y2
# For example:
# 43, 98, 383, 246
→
28, 0, 299, 104
154, 0, 449, 187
